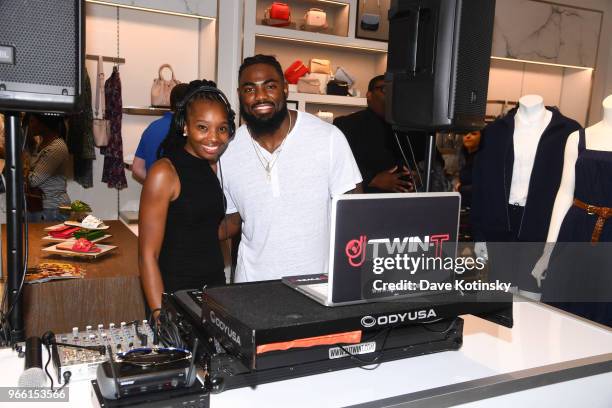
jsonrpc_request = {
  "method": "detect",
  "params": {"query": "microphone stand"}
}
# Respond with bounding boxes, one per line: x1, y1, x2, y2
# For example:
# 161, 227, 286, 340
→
4, 112, 25, 344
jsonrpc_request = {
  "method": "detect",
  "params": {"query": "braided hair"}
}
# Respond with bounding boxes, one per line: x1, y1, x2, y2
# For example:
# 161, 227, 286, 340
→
157, 79, 236, 158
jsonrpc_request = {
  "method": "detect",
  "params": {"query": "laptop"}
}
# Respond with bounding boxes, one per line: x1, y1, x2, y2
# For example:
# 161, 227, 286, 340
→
282, 192, 461, 306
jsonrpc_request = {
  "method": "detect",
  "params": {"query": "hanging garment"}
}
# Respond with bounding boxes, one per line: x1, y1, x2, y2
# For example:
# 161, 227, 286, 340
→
543, 129, 612, 327
67, 67, 95, 188
102, 66, 127, 189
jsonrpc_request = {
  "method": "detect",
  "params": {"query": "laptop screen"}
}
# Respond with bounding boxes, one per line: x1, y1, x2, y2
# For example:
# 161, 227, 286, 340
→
329, 193, 460, 304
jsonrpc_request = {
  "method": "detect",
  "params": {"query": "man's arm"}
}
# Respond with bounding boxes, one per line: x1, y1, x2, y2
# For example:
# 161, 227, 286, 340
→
132, 156, 146, 184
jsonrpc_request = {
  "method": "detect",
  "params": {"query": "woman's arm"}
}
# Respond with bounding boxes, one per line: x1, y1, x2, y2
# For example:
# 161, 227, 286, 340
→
138, 159, 179, 311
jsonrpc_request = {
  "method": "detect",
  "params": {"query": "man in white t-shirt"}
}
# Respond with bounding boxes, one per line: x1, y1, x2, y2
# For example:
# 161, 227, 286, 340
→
219, 54, 362, 282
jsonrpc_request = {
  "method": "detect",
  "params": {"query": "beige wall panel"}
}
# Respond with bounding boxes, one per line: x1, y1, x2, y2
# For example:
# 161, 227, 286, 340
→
559, 68, 594, 126
520, 64, 564, 106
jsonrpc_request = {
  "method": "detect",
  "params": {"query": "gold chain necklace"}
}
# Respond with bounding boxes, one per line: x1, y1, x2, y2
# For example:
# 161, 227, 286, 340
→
249, 112, 293, 182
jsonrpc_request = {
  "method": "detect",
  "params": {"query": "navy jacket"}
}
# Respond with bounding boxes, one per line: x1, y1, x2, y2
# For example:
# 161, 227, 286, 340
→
471, 107, 581, 242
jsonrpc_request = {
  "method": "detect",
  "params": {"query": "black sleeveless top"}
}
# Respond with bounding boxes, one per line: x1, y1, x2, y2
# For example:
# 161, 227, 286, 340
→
158, 148, 226, 293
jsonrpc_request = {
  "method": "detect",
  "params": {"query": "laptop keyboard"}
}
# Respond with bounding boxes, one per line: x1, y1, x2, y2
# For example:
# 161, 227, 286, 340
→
308, 283, 328, 297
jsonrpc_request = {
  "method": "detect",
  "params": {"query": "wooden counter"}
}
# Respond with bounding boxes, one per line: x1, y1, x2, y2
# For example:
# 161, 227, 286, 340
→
2, 220, 146, 337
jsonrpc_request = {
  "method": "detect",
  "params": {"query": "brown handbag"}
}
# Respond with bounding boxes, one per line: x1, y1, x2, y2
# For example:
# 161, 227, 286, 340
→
151, 64, 181, 107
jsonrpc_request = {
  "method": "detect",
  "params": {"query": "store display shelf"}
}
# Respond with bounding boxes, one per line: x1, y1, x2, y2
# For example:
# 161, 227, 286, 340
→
254, 25, 387, 53
122, 106, 170, 116
297, 0, 350, 8
289, 92, 367, 107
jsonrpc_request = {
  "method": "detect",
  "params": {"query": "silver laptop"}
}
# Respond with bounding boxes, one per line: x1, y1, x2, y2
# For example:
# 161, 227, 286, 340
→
282, 192, 461, 306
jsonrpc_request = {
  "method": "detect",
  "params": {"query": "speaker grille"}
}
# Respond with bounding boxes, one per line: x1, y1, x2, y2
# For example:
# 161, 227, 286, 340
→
452, 0, 495, 117
0, 0, 77, 88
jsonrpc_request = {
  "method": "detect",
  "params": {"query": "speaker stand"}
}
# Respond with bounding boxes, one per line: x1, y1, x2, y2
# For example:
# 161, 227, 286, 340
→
4, 112, 25, 344
424, 132, 435, 192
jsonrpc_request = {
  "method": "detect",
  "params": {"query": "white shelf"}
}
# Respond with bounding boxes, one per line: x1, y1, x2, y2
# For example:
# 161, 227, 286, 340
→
254, 24, 387, 53
288, 92, 367, 107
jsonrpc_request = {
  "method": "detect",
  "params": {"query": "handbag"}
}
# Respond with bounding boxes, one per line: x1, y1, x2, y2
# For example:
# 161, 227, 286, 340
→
310, 58, 332, 75
297, 77, 321, 94
306, 73, 329, 94
334, 66, 355, 87
304, 8, 327, 29
264, 2, 291, 27
326, 79, 349, 96
316, 111, 334, 124
360, 0, 381, 31
284, 60, 309, 84
92, 56, 110, 148
151, 64, 181, 107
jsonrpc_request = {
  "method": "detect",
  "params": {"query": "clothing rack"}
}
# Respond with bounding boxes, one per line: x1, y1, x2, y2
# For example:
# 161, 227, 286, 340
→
85, 54, 126, 64
485, 99, 519, 122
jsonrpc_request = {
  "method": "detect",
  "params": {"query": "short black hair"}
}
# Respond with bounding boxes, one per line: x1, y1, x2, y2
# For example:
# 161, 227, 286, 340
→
170, 83, 189, 111
368, 75, 385, 92
239, 54, 284, 83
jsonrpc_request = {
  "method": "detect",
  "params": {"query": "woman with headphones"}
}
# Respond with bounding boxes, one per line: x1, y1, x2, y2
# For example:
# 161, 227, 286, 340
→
138, 80, 235, 313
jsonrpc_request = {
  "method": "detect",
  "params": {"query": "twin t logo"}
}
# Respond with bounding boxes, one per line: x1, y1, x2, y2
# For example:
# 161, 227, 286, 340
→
345, 235, 367, 267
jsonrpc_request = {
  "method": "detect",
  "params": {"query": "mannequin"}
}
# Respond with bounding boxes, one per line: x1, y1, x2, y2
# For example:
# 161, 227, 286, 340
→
475, 96, 551, 260
532, 96, 612, 323
471, 94, 580, 294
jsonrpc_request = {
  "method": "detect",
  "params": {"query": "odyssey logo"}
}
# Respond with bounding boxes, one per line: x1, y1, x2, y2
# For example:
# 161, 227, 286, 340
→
345, 234, 451, 267
360, 309, 438, 328
209, 311, 241, 346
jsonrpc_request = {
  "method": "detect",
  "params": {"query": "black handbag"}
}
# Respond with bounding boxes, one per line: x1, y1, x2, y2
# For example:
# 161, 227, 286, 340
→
360, 0, 381, 31
326, 80, 349, 96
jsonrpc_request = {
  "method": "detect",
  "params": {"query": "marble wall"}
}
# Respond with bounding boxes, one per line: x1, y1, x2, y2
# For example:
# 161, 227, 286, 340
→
492, 0, 603, 68
91, 0, 217, 18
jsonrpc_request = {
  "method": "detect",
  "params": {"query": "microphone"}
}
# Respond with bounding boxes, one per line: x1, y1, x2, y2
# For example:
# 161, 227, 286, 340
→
18, 337, 47, 387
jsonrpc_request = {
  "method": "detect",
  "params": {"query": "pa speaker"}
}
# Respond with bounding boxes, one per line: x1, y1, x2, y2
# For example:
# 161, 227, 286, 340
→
385, 0, 495, 132
0, 0, 84, 113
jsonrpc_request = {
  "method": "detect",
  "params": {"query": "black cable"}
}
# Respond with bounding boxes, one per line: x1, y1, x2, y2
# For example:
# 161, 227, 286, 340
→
333, 326, 394, 370
5, 195, 29, 319
393, 130, 423, 192
43, 342, 54, 391
420, 318, 457, 334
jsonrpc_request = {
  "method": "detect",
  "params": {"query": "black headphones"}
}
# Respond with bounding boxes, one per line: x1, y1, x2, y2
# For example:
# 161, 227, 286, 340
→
175, 84, 236, 138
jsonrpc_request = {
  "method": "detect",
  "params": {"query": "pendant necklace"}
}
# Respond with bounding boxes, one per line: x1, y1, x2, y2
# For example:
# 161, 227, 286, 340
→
250, 112, 293, 182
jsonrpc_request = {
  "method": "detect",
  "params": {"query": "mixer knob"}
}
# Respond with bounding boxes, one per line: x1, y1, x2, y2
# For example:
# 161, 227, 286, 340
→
72, 327, 79, 337
98, 324, 104, 330
89, 334, 96, 340
120, 321, 126, 328
109, 323, 115, 329
86, 325, 92, 332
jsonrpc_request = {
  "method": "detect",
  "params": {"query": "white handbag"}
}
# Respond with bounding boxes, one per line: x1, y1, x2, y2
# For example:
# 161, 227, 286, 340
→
316, 111, 334, 124
304, 8, 328, 29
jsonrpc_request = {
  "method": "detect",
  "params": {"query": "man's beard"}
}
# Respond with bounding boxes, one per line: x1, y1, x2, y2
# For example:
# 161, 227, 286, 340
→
240, 101, 288, 136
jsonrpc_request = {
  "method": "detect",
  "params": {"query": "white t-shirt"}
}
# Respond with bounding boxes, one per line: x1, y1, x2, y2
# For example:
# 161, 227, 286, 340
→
220, 111, 362, 282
